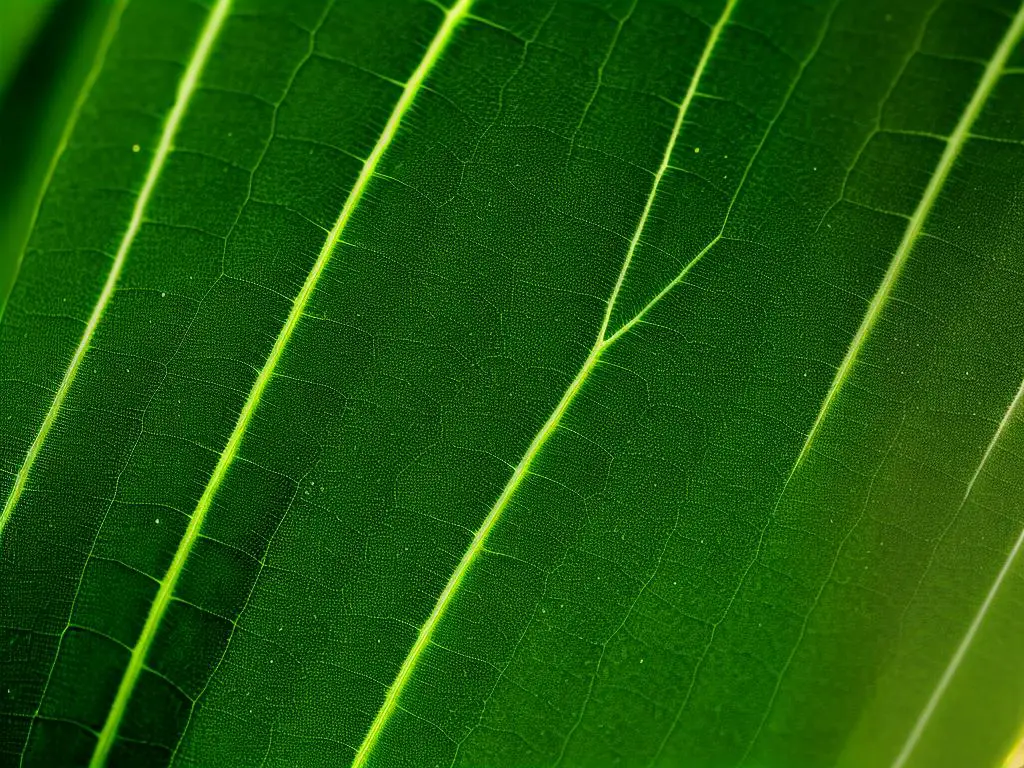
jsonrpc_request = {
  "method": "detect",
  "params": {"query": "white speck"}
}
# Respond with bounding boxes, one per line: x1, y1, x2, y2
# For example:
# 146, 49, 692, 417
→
155, 518, 160, 524
640, 658, 644, 663
132, 144, 140, 153
161, 292, 166, 298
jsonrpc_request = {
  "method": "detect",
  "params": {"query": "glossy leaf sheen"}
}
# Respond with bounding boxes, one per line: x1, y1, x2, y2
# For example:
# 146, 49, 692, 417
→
2, 0, 1024, 766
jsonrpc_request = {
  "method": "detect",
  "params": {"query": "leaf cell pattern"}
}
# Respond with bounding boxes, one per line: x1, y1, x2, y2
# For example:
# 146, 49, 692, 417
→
3, 0, 1024, 766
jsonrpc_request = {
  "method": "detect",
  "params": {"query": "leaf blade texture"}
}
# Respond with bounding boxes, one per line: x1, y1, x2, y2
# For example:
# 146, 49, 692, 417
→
2, 0, 1024, 766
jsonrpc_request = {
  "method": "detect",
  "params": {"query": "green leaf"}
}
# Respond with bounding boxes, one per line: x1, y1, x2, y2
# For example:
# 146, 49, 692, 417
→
2, 0, 1024, 766
0, 0, 118, 311
0, 0, 56, 95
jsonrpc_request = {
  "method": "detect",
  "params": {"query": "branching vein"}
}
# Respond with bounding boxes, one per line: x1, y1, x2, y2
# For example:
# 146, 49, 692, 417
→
350, 1, 738, 764
597, 0, 738, 343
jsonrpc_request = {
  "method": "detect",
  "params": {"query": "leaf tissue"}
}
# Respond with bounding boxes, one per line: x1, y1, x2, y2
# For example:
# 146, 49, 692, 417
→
2, 0, 1024, 766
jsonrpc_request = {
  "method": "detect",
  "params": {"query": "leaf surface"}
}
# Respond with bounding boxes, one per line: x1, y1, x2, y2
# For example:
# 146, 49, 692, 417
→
0, 0, 121, 310
3, 0, 1024, 766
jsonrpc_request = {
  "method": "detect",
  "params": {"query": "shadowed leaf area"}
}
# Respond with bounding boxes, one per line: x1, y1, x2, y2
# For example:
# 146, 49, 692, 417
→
2, 0, 1024, 766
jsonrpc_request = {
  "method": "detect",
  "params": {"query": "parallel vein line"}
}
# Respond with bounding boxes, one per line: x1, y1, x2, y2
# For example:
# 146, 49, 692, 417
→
88, 0, 474, 765
645, 1, 841, 761
350, 2, 738, 764
78, 0, 232, 762
788, 0, 1024, 474
892, 374, 1024, 768
723, 6, 1024, 762
0, 0, 129, 323
0, 0, 160, 539
737, 5, 1024, 762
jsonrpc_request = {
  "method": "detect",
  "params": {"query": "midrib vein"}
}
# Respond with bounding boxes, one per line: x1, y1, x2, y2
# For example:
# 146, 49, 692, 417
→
351, 3, 737, 764
787, 0, 1024, 475
0, 0, 148, 539
892, 375, 1024, 768
88, 0, 474, 764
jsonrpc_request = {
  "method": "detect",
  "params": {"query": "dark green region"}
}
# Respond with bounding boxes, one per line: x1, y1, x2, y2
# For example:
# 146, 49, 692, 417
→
2, 1, 1024, 767
0, 0, 109, 313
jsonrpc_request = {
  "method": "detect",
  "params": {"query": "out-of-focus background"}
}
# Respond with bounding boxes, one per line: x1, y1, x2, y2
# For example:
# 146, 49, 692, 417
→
0, 0, 110, 314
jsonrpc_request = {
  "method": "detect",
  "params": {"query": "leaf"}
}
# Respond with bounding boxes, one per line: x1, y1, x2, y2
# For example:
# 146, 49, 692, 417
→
0, 0, 118, 310
0, 0, 56, 95
2, 0, 1024, 766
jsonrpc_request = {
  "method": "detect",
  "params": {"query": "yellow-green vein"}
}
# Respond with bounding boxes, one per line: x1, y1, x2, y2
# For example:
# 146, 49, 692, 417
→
1, 0, 129, 319
789, 0, 1024, 474
88, 0, 475, 764
73, 0, 234, 761
0, 0, 130, 538
893, 372, 1024, 768
351, 1, 738, 762
352, 345, 599, 767
742, 5, 1024, 761
597, 0, 738, 343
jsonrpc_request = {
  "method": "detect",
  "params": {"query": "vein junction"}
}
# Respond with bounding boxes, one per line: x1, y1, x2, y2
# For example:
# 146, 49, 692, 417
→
0, 0, 133, 539
351, 1, 738, 764
14, 0, 1020, 761
357, 0, 1024, 762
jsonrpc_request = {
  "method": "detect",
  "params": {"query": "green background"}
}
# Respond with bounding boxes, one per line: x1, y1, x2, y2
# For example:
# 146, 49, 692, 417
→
2, 0, 1024, 766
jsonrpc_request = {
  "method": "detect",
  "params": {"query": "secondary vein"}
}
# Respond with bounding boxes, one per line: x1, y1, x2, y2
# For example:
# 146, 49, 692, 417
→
351, 2, 738, 764
88, 0, 475, 764
892, 372, 1024, 768
788, 0, 1024, 476
0, 0, 130, 539
738, 4, 1024, 762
